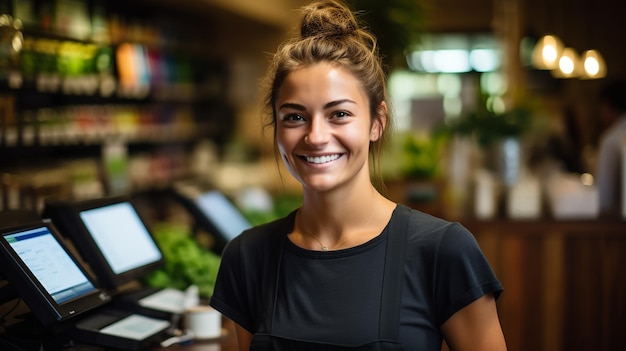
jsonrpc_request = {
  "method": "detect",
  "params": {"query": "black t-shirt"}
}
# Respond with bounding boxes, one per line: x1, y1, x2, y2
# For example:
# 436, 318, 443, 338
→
210, 204, 503, 350
273, 231, 387, 344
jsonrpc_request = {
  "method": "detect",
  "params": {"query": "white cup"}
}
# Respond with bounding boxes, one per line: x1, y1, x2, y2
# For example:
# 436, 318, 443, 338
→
184, 305, 222, 339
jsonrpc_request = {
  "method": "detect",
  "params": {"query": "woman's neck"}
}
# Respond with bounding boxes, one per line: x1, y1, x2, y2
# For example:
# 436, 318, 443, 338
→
295, 185, 395, 249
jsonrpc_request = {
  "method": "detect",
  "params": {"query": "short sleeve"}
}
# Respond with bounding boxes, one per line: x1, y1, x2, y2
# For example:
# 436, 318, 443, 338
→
209, 236, 254, 331
434, 223, 503, 326
209, 214, 293, 333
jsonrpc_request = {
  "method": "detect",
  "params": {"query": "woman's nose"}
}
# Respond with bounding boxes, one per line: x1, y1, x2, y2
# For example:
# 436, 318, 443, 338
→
305, 118, 330, 145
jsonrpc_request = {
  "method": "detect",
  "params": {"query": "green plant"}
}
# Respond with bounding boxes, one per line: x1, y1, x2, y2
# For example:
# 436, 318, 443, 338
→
143, 223, 221, 298
398, 130, 448, 180
446, 103, 532, 149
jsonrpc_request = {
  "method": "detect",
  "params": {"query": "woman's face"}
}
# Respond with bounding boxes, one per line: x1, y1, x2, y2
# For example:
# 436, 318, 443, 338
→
275, 62, 383, 193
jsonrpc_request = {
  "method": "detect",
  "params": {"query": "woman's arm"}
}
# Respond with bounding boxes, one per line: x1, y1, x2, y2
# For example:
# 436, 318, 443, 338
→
441, 294, 507, 351
234, 324, 253, 351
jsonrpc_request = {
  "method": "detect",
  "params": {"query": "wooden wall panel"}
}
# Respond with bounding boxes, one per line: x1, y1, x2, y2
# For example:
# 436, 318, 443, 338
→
461, 219, 626, 351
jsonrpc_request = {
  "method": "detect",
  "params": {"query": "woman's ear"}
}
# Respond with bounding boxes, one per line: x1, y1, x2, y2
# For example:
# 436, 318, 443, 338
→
370, 101, 387, 142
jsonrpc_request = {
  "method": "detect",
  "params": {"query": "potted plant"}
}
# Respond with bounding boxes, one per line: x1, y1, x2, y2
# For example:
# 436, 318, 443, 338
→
445, 99, 532, 186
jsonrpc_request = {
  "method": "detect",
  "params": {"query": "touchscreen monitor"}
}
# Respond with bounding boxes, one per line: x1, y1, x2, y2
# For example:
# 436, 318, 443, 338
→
0, 220, 110, 326
195, 191, 252, 242
174, 188, 251, 253
43, 197, 165, 289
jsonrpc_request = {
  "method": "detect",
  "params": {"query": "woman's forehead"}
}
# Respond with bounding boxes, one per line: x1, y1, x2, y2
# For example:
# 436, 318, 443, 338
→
277, 63, 365, 101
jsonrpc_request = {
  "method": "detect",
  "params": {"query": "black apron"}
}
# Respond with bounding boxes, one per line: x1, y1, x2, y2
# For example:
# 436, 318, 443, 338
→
250, 206, 410, 350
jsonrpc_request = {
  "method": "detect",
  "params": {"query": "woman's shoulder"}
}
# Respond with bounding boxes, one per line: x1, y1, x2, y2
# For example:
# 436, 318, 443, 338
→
396, 205, 489, 276
224, 209, 296, 257
394, 204, 473, 247
396, 204, 466, 234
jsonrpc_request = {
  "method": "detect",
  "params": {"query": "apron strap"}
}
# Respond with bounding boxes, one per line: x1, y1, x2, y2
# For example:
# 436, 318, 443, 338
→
257, 215, 291, 334
379, 205, 410, 341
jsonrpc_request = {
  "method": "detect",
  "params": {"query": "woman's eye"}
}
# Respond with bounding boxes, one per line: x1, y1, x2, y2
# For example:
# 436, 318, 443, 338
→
283, 113, 305, 122
332, 111, 350, 119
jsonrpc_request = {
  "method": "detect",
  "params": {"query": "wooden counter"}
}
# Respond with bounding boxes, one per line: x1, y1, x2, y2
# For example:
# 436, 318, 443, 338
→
458, 217, 626, 351
153, 318, 239, 351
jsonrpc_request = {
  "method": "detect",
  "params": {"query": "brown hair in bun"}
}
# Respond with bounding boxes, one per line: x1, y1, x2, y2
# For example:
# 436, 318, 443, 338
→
264, 0, 392, 187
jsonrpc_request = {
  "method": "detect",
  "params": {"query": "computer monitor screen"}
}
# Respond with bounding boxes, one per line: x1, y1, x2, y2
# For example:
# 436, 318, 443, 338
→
44, 197, 165, 289
195, 191, 252, 243
0, 221, 110, 326
79, 202, 162, 276
173, 187, 252, 254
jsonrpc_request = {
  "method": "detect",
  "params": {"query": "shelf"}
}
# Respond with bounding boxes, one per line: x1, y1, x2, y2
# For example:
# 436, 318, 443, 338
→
0, 0, 237, 211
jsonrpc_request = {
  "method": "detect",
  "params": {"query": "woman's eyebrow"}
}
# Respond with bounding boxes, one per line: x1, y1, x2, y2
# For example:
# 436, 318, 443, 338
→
278, 99, 356, 111
278, 102, 306, 111
324, 99, 356, 109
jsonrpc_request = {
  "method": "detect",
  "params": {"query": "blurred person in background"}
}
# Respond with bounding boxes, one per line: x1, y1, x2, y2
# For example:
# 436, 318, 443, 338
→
209, 1, 506, 350
595, 78, 626, 215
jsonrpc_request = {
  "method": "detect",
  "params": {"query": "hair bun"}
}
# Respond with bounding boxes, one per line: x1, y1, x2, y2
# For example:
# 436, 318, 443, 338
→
300, 1, 358, 39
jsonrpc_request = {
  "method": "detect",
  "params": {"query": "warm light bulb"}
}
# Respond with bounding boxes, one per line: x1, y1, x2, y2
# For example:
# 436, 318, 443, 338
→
584, 56, 599, 75
581, 49, 607, 79
552, 47, 580, 78
559, 55, 575, 75
531, 34, 564, 70
542, 44, 558, 65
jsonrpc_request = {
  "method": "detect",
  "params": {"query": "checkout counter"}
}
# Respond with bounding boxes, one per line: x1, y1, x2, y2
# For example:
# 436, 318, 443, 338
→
458, 216, 625, 351
153, 318, 238, 351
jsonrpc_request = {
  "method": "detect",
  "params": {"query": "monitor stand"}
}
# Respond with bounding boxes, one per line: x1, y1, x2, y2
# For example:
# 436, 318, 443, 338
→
1, 313, 73, 351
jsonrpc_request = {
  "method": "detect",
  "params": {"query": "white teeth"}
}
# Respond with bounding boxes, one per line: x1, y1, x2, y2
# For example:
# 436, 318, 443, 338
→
305, 154, 341, 164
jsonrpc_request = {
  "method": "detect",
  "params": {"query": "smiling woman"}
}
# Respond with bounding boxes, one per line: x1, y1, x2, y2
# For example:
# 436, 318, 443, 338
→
274, 62, 381, 193
208, 1, 507, 350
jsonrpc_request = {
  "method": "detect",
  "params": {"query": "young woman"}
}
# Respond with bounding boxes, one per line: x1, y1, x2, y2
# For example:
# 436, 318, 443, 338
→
209, 1, 507, 350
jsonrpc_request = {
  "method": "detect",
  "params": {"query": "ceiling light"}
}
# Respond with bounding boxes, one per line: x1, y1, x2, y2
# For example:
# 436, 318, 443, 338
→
580, 49, 607, 79
408, 50, 471, 73
552, 47, 580, 78
469, 48, 501, 72
531, 34, 564, 70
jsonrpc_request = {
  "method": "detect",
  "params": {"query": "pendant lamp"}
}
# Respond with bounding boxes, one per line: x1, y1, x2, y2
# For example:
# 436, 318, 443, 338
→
531, 34, 564, 70
580, 49, 607, 79
551, 47, 580, 78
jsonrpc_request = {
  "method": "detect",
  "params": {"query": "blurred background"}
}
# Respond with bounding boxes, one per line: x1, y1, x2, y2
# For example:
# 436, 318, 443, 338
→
0, 1, 624, 350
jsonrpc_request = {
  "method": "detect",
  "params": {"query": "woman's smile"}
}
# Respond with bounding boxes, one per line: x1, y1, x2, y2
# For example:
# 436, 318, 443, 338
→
299, 153, 344, 165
